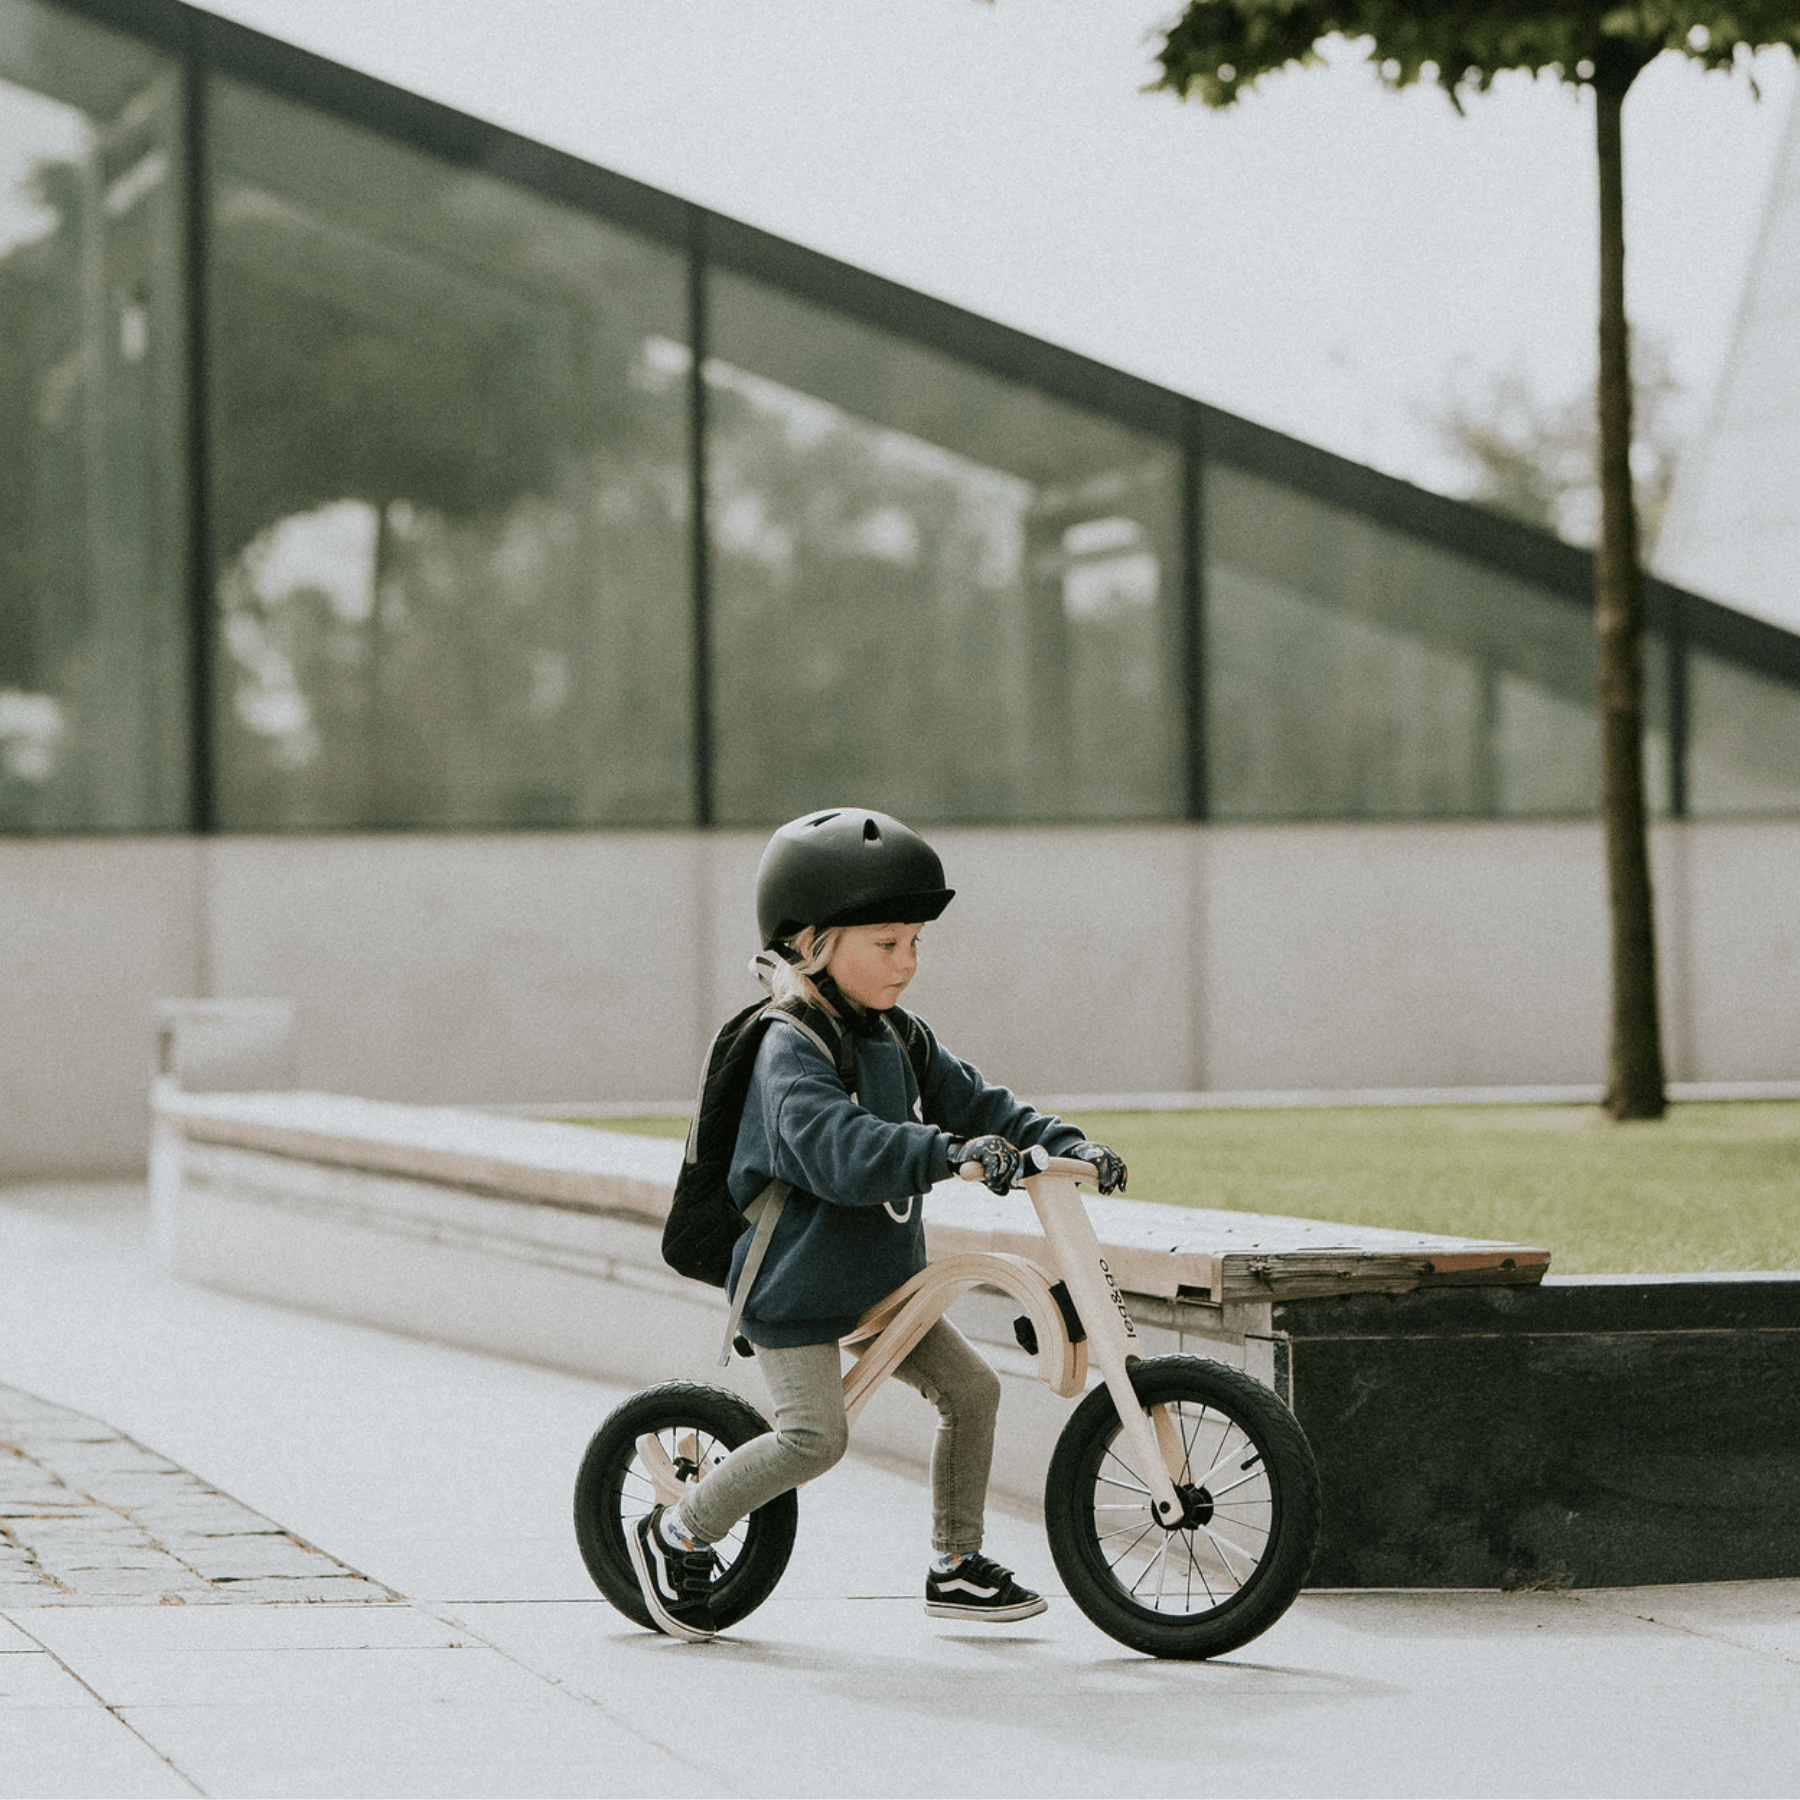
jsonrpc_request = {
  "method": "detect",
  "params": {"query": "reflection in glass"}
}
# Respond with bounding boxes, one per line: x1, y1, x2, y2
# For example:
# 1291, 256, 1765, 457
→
208, 80, 692, 830
0, 0, 188, 832
704, 273, 1184, 826
1204, 465, 1671, 820
1688, 649, 1800, 816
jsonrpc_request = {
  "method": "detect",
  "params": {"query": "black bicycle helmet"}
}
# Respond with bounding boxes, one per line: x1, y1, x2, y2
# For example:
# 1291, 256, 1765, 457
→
755, 808, 954, 948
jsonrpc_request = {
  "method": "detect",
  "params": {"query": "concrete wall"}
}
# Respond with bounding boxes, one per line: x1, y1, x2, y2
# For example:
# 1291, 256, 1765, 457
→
5, 819, 1798, 1177
0, 838, 205, 1175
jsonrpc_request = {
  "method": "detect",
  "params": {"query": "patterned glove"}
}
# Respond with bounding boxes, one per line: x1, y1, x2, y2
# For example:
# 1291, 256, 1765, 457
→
950, 1134, 1025, 1196
1068, 1141, 1128, 1195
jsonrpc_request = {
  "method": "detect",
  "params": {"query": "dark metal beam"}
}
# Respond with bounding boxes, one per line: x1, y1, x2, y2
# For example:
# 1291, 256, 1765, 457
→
176, 19, 216, 832
1180, 401, 1208, 822
686, 208, 714, 830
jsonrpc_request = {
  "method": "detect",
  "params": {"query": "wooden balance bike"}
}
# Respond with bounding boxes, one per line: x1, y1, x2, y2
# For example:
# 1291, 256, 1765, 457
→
574, 1149, 1321, 1659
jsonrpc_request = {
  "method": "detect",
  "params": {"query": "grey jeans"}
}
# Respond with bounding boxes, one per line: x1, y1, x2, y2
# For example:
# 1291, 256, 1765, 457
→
681, 1317, 1001, 1556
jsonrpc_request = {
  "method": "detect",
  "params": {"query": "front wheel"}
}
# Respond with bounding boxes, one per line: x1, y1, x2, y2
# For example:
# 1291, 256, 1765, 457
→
573, 1381, 797, 1631
1045, 1355, 1320, 1660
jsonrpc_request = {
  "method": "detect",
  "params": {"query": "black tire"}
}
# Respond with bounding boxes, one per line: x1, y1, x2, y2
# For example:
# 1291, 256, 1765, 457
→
573, 1381, 797, 1631
1045, 1355, 1320, 1660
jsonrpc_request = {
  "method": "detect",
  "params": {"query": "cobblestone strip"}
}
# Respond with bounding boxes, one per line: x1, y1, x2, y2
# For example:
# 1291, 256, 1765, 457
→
0, 1383, 396, 1605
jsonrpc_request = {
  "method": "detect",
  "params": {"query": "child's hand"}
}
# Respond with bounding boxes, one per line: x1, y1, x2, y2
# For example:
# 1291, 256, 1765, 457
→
1069, 1141, 1128, 1194
951, 1135, 1025, 1195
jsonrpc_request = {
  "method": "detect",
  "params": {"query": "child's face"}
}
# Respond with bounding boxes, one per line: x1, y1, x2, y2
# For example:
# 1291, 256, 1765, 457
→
825, 921, 925, 1013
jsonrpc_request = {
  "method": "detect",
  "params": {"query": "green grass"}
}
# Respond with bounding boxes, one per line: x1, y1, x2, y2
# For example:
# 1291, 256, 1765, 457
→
580, 1102, 1800, 1275
579, 1116, 691, 1139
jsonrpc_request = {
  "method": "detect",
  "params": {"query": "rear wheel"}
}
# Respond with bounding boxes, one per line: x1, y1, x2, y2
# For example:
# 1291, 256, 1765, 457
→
1045, 1356, 1319, 1659
573, 1381, 797, 1631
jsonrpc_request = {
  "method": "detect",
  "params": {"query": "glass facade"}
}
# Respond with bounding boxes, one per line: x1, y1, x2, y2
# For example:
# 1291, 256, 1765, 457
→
208, 80, 692, 830
705, 274, 1183, 825
0, 0, 189, 831
3, 0, 1798, 837
1688, 648, 1800, 816
1205, 467, 1671, 820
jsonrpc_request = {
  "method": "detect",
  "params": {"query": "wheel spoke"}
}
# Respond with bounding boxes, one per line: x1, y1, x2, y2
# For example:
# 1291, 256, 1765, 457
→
1208, 1506, 1270, 1545
1180, 1530, 1223, 1605
1204, 1526, 1247, 1585
1104, 1518, 1162, 1575
1096, 1518, 1156, 1546
1100, 1441, 1148, 1489
1128, 1531, 1173, 1600
1177, 1406, 1229, 1481
1095, 1471, 1153, 1499
1209, 1467, 1269, 1503
1191, 1434, 1256, 1494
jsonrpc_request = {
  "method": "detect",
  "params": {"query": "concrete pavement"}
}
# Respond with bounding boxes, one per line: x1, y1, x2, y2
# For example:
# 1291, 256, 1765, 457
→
3, 1180, 1797, 1798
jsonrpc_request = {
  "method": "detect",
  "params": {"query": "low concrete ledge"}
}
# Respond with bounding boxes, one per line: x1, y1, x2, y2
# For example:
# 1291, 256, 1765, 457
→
152, 1085, 1548, 1306
157, 1088, 681, 1221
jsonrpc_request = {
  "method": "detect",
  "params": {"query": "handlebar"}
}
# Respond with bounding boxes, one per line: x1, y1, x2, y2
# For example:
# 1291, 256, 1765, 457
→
957, 1145, 1100, 1186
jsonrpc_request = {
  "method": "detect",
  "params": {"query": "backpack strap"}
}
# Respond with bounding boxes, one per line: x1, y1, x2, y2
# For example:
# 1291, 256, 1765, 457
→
765, 1001, 859, 1096
717, 1177, 789, 1368
710, 1002, 840, 1360
884, 1007, 938, 1121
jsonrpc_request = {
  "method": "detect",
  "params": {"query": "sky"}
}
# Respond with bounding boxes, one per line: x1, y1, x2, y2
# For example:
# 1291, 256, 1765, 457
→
189, 0, 1796, 511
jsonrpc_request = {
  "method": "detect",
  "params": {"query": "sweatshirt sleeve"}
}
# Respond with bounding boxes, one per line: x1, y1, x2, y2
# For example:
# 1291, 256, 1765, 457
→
752, 1029, 953, 1207
917, 1024, 1088, 1157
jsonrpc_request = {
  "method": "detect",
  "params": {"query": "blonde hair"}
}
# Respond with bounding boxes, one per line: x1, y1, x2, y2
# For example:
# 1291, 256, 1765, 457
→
767, 925, 843, 1012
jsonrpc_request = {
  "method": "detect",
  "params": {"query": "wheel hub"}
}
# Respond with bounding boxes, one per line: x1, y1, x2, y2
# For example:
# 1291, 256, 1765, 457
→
1159, 1482, 1213, 1531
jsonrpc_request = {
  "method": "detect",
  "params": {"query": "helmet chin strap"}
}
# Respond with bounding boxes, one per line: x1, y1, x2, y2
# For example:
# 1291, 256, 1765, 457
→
812, 970, 887, 1036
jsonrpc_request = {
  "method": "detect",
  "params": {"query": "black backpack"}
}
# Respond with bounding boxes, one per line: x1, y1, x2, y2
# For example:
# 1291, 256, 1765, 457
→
660, 997, 936, 1287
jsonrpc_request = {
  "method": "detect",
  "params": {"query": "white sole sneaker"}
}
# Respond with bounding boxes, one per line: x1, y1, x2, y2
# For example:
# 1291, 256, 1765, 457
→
627, 1513, 717, 1642
925, 1594, 1049, 1623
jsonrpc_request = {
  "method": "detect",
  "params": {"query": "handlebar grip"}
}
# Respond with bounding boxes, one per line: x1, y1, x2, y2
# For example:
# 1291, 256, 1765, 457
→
957, 1145, 1097, 1184
1037, 1153, 1102, 1181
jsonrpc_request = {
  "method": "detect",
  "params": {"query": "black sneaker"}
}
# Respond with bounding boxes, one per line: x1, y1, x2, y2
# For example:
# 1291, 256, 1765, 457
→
628, 1506, 718, 1642
925, 1553, 1048, 1622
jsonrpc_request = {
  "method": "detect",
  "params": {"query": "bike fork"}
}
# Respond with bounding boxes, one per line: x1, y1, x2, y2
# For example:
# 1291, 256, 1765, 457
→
1027, 1169, 1187, 1528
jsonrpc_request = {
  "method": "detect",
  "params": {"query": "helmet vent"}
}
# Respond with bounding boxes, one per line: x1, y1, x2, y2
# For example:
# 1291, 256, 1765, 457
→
863, 817, 881, 841
805, 811, 840, 829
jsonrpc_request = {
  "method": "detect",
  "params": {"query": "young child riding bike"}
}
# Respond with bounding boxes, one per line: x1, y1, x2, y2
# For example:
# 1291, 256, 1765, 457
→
628, 806, 1127, 1642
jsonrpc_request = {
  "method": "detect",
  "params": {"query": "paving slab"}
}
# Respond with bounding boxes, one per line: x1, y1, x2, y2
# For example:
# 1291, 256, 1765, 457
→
13, 1603, 468, 1657
116, 1700, 706, 1800
0, 1649, 99, 1707
0, 1702, 195, 1800
1574, 1577, 1800, 1661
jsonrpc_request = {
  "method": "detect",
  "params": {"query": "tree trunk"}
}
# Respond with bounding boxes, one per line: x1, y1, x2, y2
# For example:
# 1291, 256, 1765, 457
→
1594, 74, 1666, 1121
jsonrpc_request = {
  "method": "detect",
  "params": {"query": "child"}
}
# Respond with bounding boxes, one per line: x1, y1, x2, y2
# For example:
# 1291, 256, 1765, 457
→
628, 807, 1127, 1642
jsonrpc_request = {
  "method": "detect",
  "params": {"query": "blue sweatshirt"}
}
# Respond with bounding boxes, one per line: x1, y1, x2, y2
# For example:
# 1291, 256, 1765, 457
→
725, 1013, 1086, 1346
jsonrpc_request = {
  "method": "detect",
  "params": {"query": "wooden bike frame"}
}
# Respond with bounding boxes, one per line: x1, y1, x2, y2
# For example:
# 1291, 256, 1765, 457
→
638, 1152, 1188, 1526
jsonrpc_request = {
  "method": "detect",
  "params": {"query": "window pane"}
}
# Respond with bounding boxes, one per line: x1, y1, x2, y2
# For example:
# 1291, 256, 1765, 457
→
705, 273, 1184, 826
208, 80, 692, 830
0, 0, 189, 832
1204, 465, 1668, 820
1688, 648, 1800, 816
